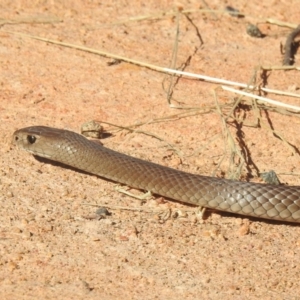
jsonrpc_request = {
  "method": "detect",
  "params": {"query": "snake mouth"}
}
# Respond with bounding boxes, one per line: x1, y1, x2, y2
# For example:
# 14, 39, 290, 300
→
16, 145, 51, 159
27, 149, 52, 159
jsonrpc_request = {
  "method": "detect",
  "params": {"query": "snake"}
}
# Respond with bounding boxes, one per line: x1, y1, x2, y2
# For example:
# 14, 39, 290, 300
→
12, 126, 300, 223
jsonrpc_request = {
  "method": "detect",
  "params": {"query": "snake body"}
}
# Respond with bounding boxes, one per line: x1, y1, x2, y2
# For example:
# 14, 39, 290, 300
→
13, 126, 300, 223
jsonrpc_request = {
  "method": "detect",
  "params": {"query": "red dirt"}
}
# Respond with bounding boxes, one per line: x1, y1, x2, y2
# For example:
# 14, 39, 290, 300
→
1, 1, 300, 299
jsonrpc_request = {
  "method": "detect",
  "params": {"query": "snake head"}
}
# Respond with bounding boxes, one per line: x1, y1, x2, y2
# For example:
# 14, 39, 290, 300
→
12, 126, 76, 159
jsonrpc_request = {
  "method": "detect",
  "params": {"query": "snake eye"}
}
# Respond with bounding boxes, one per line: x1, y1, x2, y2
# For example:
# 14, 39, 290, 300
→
27, 135, 36, 144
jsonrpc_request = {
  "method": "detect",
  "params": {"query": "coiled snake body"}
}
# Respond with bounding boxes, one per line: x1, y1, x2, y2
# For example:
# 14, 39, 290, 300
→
13, 126, 300, 223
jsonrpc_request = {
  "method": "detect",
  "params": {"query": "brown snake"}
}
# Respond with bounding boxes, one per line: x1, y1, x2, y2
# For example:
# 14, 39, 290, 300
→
13, 126, 300, 223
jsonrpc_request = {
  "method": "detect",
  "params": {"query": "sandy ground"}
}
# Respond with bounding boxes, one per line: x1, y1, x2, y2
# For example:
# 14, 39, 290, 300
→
1, 1, 300, 299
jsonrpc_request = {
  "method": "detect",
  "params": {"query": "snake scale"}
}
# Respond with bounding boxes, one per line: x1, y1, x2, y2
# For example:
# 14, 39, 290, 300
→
12, 126, 300, 223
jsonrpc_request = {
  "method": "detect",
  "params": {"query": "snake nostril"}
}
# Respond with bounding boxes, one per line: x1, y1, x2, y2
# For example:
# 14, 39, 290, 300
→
27, 135, 36, 144
14, 136, 19, 141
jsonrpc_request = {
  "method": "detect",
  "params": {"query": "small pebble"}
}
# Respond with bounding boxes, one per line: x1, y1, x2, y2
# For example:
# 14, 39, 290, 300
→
246, 23, 264, 38
95, 207, 110, 216
81, 120, 103, 138
225, 6, 243, 18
